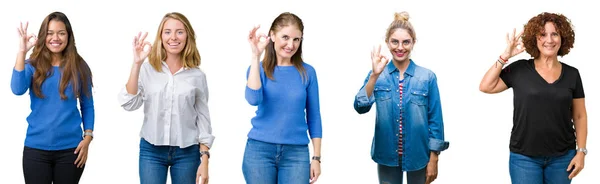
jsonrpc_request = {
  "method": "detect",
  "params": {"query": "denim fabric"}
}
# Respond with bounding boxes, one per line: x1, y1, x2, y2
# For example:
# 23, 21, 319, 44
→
509, 149, 576, 184
242, 138, 310, 184
139, 138, 200, 184
354, 59, 449, 171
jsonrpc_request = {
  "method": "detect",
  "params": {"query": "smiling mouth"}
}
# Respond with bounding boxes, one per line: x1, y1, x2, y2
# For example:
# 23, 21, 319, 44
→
394, 50, 406, 57
168, 42, 180, 47
49, 42, 62, 47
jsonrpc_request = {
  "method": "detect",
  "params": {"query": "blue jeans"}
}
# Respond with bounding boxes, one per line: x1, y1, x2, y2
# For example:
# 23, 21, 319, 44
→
139, 138, 200, 184
509, 149, 576, 184
377, 162, 426, 184
242, 138, 310, 184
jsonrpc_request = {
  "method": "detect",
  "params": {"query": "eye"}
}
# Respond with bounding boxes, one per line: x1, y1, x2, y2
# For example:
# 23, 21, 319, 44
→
60, 32, 67, 36
552, 32, 559, 36
178, 31, 184, 35
293, 38, 301, 42
282, 35, 289, 40
402, 40, 411, 45
165, 31, 171, 35
391, 40, 399, 45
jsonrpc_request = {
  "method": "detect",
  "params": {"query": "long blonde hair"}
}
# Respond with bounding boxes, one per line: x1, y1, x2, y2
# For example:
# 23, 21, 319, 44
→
149, 12, 201, 72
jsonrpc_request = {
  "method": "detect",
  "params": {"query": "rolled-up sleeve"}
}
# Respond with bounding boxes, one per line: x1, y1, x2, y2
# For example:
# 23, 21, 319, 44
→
195, 71, 215, 148
427, 73, 449, 152
354, 71, 376, 114
118, 66, 145, 111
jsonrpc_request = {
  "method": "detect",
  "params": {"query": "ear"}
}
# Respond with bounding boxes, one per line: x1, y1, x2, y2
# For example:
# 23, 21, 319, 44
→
269, 32, 275, 42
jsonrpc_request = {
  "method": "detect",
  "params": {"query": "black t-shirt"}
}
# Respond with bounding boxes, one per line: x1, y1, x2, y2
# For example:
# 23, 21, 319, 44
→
500, 59, 585, 157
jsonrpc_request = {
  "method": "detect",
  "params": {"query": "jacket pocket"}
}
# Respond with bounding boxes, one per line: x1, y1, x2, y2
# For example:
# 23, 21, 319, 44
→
374, 86, 392, 101
409, 89, 428, 105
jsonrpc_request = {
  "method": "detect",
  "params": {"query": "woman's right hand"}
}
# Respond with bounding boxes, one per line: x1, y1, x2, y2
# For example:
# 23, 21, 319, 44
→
371, 44, 389, 76
502, 28, 526, 60
133, 32, 152, 65
18, 22, 37, 53
248, 25, 269, 58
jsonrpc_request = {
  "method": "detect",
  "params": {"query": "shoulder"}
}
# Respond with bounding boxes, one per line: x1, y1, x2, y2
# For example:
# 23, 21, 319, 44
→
507, 59, 530, 68
302, 62, 317, 75
413, 63, 436, 79
561, 62, 579, 73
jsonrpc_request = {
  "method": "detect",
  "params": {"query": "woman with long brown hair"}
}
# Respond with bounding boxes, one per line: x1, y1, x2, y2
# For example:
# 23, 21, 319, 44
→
11, 11, 95, 184
243, 12, 323, 184
118, 12, 214, 184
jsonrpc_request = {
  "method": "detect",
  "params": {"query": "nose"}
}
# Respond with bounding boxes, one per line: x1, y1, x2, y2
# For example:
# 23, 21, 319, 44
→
286, 39, 294, 48
170, 33, 178, 41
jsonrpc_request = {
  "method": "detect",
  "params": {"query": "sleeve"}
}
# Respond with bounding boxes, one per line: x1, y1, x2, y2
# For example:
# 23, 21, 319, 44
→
427, 73, 450, 152
79, 78, 95, 131
353, 71, 376, 114
306, 67, 322, 139
573, 68, 585, 99
245, 65, 264, 106
11, 62, 34, 95
196, 71, 215, 148
118, 65, 145, 111
499, 60, 522, 88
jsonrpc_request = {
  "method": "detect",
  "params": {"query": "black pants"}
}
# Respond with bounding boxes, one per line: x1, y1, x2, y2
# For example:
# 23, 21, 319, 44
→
23, 146, 85, 184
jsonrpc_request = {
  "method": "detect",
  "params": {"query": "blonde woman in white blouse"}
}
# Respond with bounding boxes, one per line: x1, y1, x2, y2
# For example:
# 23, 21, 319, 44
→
118, 12, 214, 184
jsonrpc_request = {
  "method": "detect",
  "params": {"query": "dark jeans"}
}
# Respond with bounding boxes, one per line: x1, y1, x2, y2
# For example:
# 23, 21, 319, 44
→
23, 146, 84, 184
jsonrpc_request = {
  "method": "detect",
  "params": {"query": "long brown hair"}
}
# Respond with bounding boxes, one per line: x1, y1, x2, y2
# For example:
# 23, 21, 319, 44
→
263, 12, 306, 82
29, 11, 92, 100
148, 12, 201, 72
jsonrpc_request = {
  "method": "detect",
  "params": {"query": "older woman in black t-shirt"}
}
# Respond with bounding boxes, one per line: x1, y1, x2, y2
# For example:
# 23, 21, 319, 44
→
479, 12, 587, 184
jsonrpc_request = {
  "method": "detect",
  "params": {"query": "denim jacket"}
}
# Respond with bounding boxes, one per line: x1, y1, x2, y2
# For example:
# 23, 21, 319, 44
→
354, 59, 449, 171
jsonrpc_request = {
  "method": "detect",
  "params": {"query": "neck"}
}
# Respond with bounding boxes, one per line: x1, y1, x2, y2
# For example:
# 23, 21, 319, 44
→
393, 58, 410, 72
276, 56, 293, 66
165, 54, 182, 67
534, 55, 559, 69
51, 53, 62, 66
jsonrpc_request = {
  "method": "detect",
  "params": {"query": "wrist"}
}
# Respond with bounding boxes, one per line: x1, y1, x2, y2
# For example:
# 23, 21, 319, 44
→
500, 53, 510, 62
312, 156, 321, 163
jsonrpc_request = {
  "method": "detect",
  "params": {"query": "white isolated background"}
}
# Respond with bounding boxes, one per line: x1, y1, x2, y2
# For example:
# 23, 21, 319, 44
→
0, 0, 597, 183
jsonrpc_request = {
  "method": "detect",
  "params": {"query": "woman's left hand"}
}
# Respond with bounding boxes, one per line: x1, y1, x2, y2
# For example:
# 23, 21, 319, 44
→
567, 152, 585, 179
310, 160, 321, 183
74, 138, 91, 168
196, 160, 209, 184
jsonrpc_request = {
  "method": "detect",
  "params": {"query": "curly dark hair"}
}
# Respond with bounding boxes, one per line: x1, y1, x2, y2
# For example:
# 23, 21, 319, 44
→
522, 12, 575, 58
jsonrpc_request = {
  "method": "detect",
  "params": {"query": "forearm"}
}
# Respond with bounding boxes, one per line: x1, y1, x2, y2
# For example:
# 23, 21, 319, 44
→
479, 60, 506, 92
200, 144, 210, 160
364, 73, 379, 98
429, 152, 439, 162
574, 117, 588, 149
247, 55, 262, 90
15, 51, 26, 71
126, 63, 142, 95
311, 138, 322, 156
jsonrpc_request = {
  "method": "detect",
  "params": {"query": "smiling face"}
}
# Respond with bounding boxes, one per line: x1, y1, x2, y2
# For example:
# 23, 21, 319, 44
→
386, 28, 414, 63
536, 22, 561, 58
271, 25, 302, 61
161, 18, 187, 56
45, 20, 68, 54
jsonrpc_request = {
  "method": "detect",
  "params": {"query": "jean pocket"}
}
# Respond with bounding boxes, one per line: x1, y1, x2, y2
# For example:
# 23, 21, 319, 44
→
374, 86, 392, 101
409, 89, 428, 105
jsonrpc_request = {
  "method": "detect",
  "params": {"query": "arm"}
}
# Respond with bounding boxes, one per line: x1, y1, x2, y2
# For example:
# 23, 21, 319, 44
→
80, 78, 95, 132
572, 98, 587, 151
306, 68, 322, 140
11, 52, 33, 95
479, 54, 510, 94
118, 63, 145, 111
196, 71, 215, 149
353, 71, 378, 114
427, 74, 450, 153
245, 58, 264, 106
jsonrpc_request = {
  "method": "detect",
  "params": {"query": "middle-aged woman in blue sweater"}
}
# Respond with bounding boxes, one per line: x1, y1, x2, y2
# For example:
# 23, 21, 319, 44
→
11, 11, 95, 184
243, 12, 323, 184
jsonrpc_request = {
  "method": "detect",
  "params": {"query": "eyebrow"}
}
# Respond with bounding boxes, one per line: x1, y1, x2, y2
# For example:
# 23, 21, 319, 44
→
391, 38, 411, 42
164, 29, 185, 31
